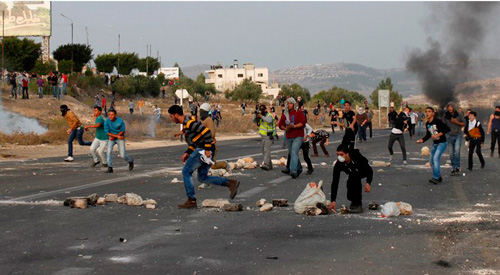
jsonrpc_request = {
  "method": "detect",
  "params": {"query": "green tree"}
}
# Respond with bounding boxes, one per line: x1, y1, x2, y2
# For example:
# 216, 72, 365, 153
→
370, 77, 403, 108
94, 53, 116, 73
116, 52, 139, 75
279, 83, 311, 102
4, 37, 41, 71
111, 75, 160, 97
33, 59, 56, 75
156, 73, 166, 86
138, 57, 160, 75
313, 86, 366, 106
229, 78, 262, 102
196, 73, 205, 84
173, 62, 184, 77
58, 60, 74, 74
52, 43, 93, 72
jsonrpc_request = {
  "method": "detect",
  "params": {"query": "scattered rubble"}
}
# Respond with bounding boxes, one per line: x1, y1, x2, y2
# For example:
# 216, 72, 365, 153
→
425, 162, 431, 168
64, 193, 157, 210
202, 199, 230, 208
223, 203, 243, 212
171, 178, 182, 183
260, 203, 273, 212
421, 146, 430, 156
271, 157, 287, 166
104, 194, 118, 203
256, 199, 267, 207
96, 197, 106, 205
272, 199, 288, 207
377, 169, 384, 173
125, 193, 143, 206
372, 161, 391, 167
396, 202, 413, 215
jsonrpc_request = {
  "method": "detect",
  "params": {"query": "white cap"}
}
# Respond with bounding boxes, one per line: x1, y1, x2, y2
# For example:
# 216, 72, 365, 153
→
200, 103, 211, 111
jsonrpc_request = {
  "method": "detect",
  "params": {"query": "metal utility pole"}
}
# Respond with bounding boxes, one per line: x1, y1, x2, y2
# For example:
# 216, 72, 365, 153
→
2, 11, 5, 88
61, 14, 74, 74
85, 26, 89, 46
110, 26, 120, 74
146, 44, 149, 75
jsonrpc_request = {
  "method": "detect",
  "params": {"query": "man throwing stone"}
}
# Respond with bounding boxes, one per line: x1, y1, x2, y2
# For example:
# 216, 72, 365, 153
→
168, 105, 239, 209
104, 109, 134, 173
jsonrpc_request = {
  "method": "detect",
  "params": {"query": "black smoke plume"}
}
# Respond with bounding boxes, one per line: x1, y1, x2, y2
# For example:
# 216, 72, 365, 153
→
406, 2, 499, 108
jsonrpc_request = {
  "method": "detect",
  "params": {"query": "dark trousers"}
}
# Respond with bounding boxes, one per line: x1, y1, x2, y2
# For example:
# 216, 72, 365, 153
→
358, 124, 367, 141
286, 141, 313, 171
388, 133, 407, 160
68, 128, 92, 157
491, 130, 500, 154
469, 138, 485, 169
367, 121, 372, 138
22, 86, 29, 99
347, 175, 362, 204
312, 137, 329, 156
409, 124, 416, 137
331, 123, 336, 134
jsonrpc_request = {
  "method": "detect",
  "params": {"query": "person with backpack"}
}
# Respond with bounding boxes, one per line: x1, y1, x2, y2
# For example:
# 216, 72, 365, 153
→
464, 111, 485, 171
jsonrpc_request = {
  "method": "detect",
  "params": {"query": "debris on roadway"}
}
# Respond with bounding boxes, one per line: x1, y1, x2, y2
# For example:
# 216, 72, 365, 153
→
421, 146, 430, 156
63, 193, 158, 210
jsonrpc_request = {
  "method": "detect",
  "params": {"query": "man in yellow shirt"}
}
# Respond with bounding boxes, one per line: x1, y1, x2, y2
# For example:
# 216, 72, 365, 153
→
60, 105, 92, 162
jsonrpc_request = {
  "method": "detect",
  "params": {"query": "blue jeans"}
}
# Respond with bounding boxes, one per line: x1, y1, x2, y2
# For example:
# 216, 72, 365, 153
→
58, 87, 64, 100
52, 85, 57, 98
417, 121, 424, 136
447, 134, 462, 170
430, 142, 447, 179
182, 148, 228, 199
11, 86, 17, 98
107, 139, 133, 168
287, 137, 303, 174
63, 83, 68, 95
38, 87, 43, 98
358, 124, 367, 141
68, 127, 92, 157
17, 85, 22, 96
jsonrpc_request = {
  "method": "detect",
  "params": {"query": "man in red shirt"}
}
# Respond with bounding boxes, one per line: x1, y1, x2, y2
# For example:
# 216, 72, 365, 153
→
62, 73, 68, 95
278, 97, 306, 179
101, 95, 107, 116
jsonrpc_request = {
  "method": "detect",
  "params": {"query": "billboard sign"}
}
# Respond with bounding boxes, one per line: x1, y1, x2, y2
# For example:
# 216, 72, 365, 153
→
0, 1, 51, 36
158, 67, 179, 79
378, 89, 390, 108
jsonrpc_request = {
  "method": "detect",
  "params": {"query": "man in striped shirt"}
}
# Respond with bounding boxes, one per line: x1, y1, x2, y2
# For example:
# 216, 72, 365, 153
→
168, 105, 240, 209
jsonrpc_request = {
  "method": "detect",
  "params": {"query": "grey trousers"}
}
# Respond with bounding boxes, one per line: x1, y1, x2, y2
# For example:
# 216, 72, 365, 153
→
261, 135, 273, 169
388, 133, 407, 161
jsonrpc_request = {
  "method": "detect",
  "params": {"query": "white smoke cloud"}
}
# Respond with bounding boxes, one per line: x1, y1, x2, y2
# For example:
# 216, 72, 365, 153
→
0, 96, 48, 135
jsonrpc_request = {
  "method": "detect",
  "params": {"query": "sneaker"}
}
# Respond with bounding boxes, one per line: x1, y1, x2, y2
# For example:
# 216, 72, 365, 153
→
450, 169, 458, 176
64, 156, 74, 162
178, 198, 197, 209
481, 163, 485, 169
291, 173, 299, 179
227, 179, 240, 199
105, 167, 113, 173
261, 165, 271, 171
349, 202, 363, 213
403, 160, 408, 165
389, 155, 393, 162
429, 178, 439, 185
305, 169, 314, 175
281, 169, 291, 175
90, 161, 100, 167
198, 183, 212, 189
128, 161, 134, 171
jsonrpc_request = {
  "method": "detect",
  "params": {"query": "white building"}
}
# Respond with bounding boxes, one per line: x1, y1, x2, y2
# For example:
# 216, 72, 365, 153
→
205, 60, 270, 92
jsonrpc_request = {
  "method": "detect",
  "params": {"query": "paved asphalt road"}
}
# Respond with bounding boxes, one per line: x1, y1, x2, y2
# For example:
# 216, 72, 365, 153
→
1, 129, 500, 275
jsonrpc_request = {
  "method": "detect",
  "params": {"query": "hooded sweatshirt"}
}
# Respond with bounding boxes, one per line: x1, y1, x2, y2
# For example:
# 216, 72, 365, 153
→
331, 149, 373, 201
444, 102, 465, 136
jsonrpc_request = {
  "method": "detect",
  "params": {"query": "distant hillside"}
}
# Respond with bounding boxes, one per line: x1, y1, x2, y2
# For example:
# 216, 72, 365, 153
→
181, 59, 500, 98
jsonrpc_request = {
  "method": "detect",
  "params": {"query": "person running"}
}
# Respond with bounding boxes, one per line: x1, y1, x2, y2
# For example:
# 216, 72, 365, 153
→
330, 105, 339, 134
310, 129, 330, 157
60, 105, 92, 162
167, 105, 239, 209
388, 107, 409, 165
487, 106, 500, 158
104, 109, 134, 173
443, 102, 466, 175
254, 104, 275, 171
128, 100, 134, 115
417, 107, 450, 184
328, 143, 373, 214
279, 97, 306, 179
417, 108, 425, 136
85, 106, 108, 168
464, 111, 485, 171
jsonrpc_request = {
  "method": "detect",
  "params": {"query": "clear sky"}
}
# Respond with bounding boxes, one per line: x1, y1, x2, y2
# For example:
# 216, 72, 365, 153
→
45, 1, 499, 70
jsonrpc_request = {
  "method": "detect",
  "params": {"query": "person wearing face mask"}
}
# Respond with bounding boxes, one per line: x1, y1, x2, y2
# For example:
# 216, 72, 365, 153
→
253, 104, 275, 171
464, 111, 485, 171
60, 104, 92, 162
328, 144, 373, 214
